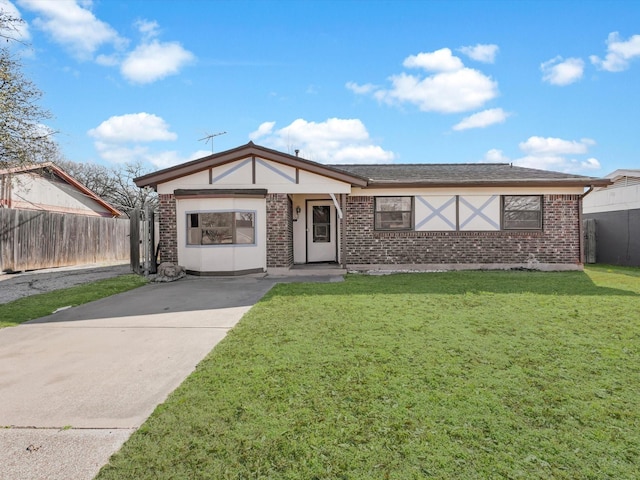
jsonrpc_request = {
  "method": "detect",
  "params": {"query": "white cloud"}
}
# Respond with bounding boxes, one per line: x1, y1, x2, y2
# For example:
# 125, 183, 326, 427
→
88, 113, 177, 143
149, 150, 188, 169
519, 136, 593, 155
351, 48, 498, 114
590, 32, 640, 72
135, 19, 159, 41
249, 121, 276, 140
453, 108, 510, 131
93, 142, 150, 164
512, 155, 600, 172
252, 118, 395, 164
482, 148, 510, 163
331, 145, 395, 164
1, 0, 30, 40
87, 113, 211, 168
581, 158, 601, 170
95, 53, 120, 66
403, 48, 464, 72
18, 0, 125, 59
458, 44, 499, 63
541, 56, 584, 86
92, 143, 205, 168
375, 68, 498, 113
345, 81, 377, 95
148, 149, 213, 168
120, 39, 195, 84
17, 2, 193, 84
482, 136, 601, 173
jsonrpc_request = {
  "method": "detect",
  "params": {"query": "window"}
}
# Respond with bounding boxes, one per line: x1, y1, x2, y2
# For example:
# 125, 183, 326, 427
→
187, 212, 255, 245
312, 205, 331, 242
375, 197, 413, 230
502, 196, 542, 230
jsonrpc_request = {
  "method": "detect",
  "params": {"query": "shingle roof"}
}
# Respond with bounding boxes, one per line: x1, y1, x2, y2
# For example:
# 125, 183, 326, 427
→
331, 163, 611, 187
134, 142, 611, 189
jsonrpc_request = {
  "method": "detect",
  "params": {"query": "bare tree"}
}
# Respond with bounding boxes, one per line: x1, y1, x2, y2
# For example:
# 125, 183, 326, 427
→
55, 159, 117, 200
0, 11, 58, 168
55, 159, 157, 217
0, 10, 26, 44
107, 161, 158, 216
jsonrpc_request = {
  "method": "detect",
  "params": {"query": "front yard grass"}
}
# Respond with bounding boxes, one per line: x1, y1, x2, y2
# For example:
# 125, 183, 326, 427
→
0, 274, 147, 328
97, 267, 639, 479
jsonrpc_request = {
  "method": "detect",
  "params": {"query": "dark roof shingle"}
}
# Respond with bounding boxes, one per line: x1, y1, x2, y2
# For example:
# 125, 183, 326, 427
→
330, 163, 610, 187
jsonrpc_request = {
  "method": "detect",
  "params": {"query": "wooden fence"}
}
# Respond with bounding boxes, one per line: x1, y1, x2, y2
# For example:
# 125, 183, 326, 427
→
583, 218, 596, 264
0, 208, 130, 273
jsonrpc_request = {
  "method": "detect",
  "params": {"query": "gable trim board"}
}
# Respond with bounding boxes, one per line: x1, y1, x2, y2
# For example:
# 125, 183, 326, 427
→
137, 143, 611, 275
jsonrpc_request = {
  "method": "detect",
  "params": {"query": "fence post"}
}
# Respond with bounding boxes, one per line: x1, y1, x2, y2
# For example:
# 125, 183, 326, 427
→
130, 208, 141, 274
584, 218, 596, 264
148, 209, 157, 274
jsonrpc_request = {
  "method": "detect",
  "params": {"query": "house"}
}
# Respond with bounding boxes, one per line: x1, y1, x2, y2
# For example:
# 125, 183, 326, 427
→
0, 162, 122, 217
1, 163, 126, 273
583, 169, 640, 266
134, 142, 611, 275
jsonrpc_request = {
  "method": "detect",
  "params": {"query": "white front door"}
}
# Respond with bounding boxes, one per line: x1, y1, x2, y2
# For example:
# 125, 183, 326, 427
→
306, 200, 336, 262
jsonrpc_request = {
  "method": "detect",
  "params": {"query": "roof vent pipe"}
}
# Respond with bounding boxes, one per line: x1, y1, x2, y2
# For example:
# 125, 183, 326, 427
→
295, 149, 299, 157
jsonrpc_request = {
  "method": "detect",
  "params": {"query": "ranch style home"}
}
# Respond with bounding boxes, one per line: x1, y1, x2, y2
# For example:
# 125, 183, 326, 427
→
134, 142, 611, 275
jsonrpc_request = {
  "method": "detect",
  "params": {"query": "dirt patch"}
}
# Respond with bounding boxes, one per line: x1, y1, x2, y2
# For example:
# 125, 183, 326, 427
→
0, 264, 132, 305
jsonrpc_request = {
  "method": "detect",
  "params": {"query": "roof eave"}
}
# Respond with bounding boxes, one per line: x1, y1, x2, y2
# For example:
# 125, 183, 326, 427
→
134, 142, 368, 189
361, 179, 613, 188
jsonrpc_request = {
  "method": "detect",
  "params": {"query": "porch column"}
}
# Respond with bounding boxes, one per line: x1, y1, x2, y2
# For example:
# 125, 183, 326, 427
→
266, 193, 294, 268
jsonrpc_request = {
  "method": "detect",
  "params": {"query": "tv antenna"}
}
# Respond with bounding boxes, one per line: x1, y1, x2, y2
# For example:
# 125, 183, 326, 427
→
198, 131, 227, 153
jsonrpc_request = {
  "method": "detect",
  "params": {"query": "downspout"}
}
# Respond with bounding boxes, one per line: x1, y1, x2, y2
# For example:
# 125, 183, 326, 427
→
329, 193, 346, 268
329, 193, 343, 219
578, 186, 594, 265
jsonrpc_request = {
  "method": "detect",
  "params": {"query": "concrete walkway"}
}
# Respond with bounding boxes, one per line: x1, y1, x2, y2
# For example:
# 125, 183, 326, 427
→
0, 273, 341, 480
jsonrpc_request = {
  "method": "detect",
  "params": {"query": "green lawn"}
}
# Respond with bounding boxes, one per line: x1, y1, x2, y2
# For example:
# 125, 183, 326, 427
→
97, 266, 640, 479
0, 274, 147, 328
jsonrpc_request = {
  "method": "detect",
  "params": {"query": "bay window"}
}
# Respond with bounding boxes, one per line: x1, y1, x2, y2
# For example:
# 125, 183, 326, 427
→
187, 211, 255, 245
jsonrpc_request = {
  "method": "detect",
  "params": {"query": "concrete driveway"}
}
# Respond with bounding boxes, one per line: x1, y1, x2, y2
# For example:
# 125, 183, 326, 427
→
0, 275, 277, 480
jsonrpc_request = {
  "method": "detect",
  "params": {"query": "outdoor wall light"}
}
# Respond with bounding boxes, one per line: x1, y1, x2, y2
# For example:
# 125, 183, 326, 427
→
294, 205, 301, 221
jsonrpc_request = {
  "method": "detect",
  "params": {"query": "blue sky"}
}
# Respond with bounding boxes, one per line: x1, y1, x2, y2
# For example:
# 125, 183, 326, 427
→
3, 0, 640, 176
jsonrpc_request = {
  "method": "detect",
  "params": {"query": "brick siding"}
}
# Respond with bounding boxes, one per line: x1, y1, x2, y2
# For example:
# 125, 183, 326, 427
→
266, 193, 293, 268
158, 193, 178, 264
345, 195, 581, 265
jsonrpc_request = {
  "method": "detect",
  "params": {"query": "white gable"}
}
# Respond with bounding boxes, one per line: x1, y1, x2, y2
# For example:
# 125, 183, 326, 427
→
158, 156, 351, 194
5, 171, 111, 216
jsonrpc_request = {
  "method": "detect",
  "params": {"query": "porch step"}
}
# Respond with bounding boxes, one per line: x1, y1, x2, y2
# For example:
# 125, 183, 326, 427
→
267, 265, 347, 276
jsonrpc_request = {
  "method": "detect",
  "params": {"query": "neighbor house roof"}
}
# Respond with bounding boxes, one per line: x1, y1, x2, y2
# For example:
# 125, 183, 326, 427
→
605, 169, 640, 180
134, 142, 611, 190
0, 162, 123, 217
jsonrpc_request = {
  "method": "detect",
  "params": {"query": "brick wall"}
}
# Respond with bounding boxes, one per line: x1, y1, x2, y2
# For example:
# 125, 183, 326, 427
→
266, 193, 293, 268
345, 195, 581, 265
158, 194, 178, 264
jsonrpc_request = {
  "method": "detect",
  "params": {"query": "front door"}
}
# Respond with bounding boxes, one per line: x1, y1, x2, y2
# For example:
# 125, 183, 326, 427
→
306, 200, 336, 262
